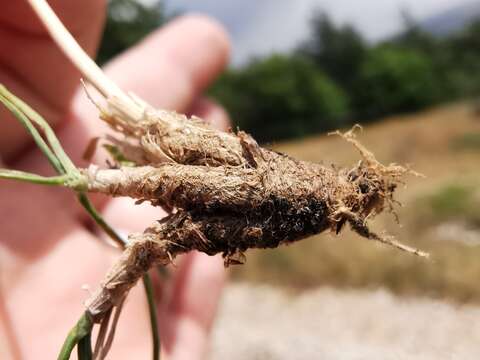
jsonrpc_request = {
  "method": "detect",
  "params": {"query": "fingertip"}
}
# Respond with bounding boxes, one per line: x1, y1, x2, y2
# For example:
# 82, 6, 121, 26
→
170, 13, 232, 69
189, 97, 232, 131
102, 13, 231, 111
161, 252, 226, 358
169, 252, 227, 328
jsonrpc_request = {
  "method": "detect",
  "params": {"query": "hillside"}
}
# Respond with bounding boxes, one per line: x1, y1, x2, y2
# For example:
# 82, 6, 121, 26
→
231, 101, 480, 303
422, 1, 480, 36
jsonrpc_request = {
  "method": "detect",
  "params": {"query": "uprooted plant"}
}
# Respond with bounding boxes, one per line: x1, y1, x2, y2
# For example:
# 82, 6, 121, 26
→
0, 0, 429, 359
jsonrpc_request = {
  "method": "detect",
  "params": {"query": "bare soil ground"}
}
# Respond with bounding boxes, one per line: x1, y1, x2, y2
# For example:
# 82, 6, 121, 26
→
210, 284, 480, 360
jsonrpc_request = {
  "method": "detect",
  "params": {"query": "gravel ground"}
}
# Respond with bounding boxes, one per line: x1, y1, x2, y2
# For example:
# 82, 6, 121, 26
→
210, 284, 480, 360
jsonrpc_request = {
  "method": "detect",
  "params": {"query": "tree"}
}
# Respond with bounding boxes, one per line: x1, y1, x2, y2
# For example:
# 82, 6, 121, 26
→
97, 0, 166, 64
442, 19, 480, 96
211, 55, 349, 142
352, 45, 440, 120
395, 9, 439, 53
299, 12, 367, 92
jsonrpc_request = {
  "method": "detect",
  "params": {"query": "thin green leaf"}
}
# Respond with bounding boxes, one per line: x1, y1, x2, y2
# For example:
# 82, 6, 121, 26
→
77, 193, 127, 247
0, 92, 63, 173
58, 312, 93, 360
77, 332, 93, 360
143, 274, 161, 360
0, 169, 68, 186
0, 85, 75, 173
103, 144, 136, 167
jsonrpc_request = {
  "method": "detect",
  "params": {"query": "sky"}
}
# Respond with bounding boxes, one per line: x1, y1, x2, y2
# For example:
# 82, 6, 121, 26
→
157, 0, 472, 65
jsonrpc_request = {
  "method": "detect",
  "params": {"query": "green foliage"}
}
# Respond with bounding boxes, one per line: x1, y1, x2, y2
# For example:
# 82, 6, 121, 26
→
211, 55, 349, 142
97, 0, 165, 65
299, 12, 367, 91
212, 11, 480, 141
429, 185, 474, 220
451, 132, 480, 151
395, 10, 441, 54
393, 17, 480, 100
352, 46, 440, 119
441, 20, 480, 97
414, 183, 480, 228
97, 3, 480, 141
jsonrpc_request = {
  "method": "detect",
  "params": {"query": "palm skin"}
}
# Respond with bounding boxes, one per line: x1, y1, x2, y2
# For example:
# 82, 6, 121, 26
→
0, 1, 231, 359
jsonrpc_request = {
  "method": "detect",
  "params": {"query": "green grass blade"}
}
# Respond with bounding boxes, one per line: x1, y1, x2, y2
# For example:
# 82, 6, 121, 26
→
143, 274, 161, 360
0, 92, 64, 173
58, 313, 93, 360
77, 193, 127, 247
0, 85, 75, 173
0, 169, 68, 186
77, 332, 93, 360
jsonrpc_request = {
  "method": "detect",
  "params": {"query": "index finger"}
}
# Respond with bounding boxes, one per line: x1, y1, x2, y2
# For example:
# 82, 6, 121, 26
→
0, 0, 106, 160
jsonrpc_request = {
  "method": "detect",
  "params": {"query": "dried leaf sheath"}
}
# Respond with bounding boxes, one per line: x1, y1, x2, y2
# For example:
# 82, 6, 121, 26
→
101, 106, 251, 166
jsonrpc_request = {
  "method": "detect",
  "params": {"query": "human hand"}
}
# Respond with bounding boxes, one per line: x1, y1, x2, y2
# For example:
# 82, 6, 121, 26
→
0, 1, 231, 358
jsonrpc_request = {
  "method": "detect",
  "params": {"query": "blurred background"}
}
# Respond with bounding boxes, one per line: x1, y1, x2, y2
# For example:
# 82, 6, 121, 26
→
100, 1, 480, 358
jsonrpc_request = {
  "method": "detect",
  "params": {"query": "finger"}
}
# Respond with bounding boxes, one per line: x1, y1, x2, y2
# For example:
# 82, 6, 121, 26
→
0, 179, 81, 260
0, 155, 20, 360
0, 0, 106, 160
189, 97, 232, 131
103, 14, 231, 111
160, 252, 226, 359
2, 225, 120, 359
97, 197, 169, 239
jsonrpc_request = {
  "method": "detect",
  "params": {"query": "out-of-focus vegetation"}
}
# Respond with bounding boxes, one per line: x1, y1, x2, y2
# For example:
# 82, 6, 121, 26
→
98, 2, 480, 142
97, 0, 166, 65
451, 131, 480, 150
211, 55, 349, 141
212, 12, 480, 142
419, 184, 480, 225
351, 46, 440, 120
231, 102, 480, 303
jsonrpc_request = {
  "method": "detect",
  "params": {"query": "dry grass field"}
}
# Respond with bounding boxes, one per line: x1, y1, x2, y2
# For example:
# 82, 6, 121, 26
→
230, 101, 480, 303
